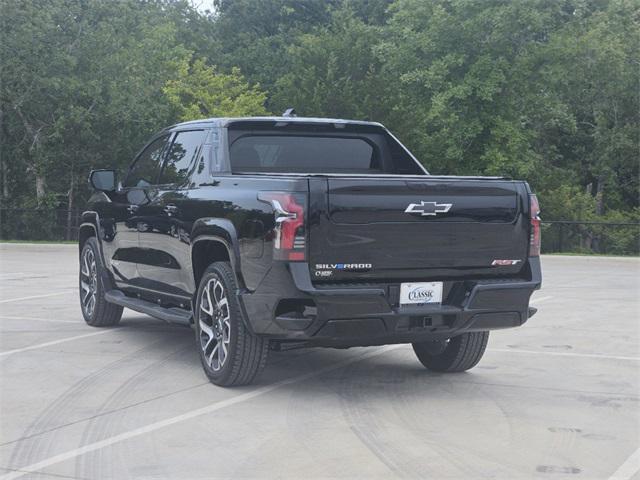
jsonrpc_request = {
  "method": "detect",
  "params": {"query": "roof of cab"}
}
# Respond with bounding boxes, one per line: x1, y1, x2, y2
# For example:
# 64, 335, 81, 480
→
167, 116, 385, 130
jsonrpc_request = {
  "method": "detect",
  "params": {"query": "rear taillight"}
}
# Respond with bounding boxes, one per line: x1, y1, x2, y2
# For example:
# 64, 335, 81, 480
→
529, 194, 541, 257
258, 192, 306, 261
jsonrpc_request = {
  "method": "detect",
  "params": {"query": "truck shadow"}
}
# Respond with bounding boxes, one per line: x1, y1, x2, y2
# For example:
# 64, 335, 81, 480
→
114, 315, 465, 393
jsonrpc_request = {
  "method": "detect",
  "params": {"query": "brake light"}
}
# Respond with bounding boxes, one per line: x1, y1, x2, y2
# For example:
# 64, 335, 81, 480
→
258, 192, 306, 261
529, 194, 541, 257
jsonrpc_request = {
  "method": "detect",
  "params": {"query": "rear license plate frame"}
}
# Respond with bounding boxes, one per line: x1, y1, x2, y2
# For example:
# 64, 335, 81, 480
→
399, 282, 443, 306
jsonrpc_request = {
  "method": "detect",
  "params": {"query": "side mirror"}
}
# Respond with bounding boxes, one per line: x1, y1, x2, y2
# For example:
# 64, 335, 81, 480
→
89, 169, 117, 192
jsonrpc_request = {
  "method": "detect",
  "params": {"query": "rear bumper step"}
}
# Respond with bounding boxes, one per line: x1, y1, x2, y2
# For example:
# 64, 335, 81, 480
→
105, 290, 192, 326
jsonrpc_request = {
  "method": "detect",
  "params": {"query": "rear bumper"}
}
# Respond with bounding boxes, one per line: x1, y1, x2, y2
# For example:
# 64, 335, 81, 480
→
239, 257, 542, 347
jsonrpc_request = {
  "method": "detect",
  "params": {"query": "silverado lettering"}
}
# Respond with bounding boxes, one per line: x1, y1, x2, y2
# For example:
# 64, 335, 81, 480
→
315, 264, 372, 270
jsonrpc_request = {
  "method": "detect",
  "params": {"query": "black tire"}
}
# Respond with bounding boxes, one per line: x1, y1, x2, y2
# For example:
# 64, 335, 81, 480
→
194, 261, 268, 387
412, 331, 489, 373
79, 237, 123, 327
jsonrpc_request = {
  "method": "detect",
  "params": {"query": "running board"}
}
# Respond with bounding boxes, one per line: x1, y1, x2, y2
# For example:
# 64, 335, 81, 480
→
105, 290, 192, 326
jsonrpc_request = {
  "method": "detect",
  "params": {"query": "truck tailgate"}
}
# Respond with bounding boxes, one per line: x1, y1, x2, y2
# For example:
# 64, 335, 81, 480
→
308, 177, 530, 281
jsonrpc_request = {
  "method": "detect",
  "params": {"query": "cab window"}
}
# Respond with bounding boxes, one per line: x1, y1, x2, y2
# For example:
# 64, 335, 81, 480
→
125, 135, 170, 188
159, 130, 207, 186
229, 135, 378, 173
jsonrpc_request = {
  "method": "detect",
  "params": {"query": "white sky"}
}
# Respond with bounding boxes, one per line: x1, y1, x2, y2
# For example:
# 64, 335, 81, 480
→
189, 0, 216, 14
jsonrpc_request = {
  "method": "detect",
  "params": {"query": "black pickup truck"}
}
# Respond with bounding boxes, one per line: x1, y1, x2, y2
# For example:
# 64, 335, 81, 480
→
79, 115, 542, 386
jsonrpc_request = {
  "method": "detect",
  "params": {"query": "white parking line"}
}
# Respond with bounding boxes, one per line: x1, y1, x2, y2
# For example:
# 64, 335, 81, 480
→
0, 345, 400, 480
608, 446, 640, 480
0, 316, 79, 324
488, 348, 639, 362
530, 295, 553, 304
0, 291, 74, 304
0, 330, 112, 358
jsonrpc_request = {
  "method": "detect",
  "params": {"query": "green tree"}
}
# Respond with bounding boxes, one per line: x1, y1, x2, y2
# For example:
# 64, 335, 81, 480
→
377, 0, 574, 176
163, 59, 269, 121
520, 0, 640, 212
0, 0, 190, 212
271, 9, 387, 120
209, 0, 340, 101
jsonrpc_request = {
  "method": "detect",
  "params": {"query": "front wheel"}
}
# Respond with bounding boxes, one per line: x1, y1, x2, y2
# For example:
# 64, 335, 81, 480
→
194, 262, 268, 387
79, 237, 123, 327
412, 331, 489, 372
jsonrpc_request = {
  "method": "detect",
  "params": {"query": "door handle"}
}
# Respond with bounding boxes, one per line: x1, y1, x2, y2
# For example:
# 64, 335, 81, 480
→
127, 205, 139, 214
164, 204, 178, 215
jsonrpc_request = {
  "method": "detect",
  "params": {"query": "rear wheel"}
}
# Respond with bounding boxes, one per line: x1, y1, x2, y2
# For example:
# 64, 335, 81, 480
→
412, 331, 489, 372
79, 237, 123, 327
194, 262, 268, 387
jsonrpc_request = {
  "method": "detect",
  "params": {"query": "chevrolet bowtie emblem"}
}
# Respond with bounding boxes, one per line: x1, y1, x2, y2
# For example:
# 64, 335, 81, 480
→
404, 201, 452, 216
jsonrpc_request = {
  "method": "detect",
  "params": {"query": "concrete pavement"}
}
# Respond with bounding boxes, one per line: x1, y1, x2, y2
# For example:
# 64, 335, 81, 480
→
0, 244, 638, 479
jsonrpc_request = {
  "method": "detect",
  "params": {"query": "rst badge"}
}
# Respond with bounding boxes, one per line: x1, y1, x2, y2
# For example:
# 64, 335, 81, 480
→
404, 201, 452, 216
491, 259, 522, 266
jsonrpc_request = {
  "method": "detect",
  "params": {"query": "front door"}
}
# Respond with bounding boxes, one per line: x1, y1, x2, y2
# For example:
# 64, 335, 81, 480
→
94, 188, 140, 286
113, 133, 172, 289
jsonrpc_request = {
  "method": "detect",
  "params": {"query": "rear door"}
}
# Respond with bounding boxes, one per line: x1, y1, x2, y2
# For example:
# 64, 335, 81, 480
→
136, 129, 209, 298
309, 176, 529, 282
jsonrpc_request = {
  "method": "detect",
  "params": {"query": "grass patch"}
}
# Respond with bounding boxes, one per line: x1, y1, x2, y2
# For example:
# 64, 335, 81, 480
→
545, 252, 639, 258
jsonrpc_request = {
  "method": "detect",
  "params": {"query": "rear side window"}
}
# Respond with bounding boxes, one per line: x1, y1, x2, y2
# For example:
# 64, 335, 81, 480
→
230, 135, 378, 173
159, 130, 206, 185
125, 134, 170, 188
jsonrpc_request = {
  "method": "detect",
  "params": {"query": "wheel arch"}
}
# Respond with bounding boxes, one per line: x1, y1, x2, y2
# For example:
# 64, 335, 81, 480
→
78, 223, 97, 252
78, 211, 102, 251
78, 214, 104, 265
191, 218, 245, 291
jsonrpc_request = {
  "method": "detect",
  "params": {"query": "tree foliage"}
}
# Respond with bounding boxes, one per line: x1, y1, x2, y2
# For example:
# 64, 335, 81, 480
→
0, 0, 638, 252
164, 60, 268, 121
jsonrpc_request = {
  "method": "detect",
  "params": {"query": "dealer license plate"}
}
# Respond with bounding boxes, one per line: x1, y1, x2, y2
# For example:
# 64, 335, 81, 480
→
399, 282, 443, 305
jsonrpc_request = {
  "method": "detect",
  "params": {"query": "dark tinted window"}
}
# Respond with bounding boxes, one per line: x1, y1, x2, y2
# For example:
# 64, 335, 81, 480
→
125, 135, 170, 188
388, 134, 425, 174
230, 135, 377, 173
159, 130, 206, 185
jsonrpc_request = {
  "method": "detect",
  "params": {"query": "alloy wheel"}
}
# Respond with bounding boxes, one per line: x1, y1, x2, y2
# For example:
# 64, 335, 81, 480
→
199, 277, 231, 371
80, 248, 98, 317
